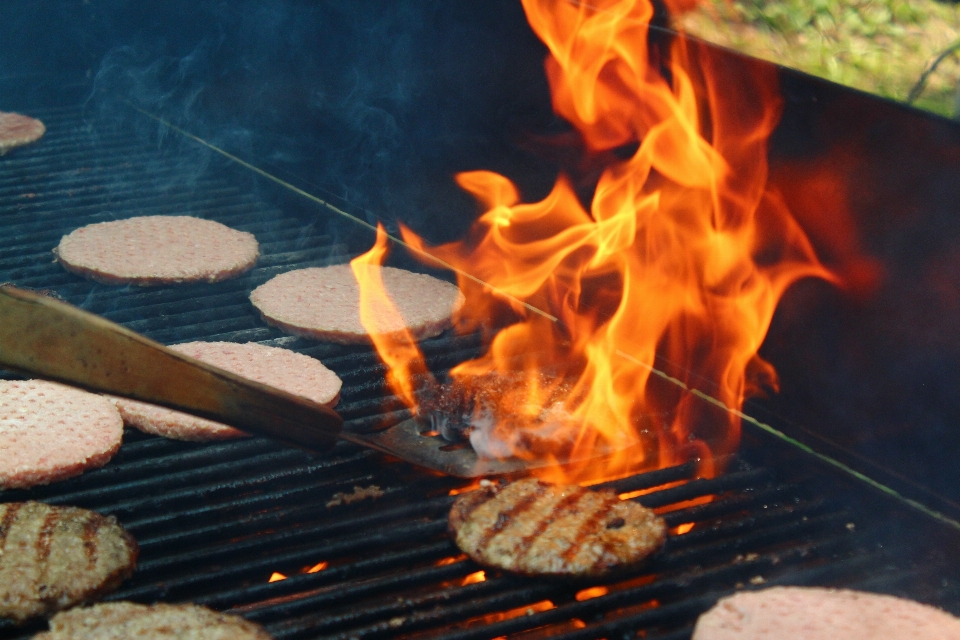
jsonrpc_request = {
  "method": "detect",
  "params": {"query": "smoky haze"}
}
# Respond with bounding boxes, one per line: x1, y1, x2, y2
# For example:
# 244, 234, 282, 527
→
3, 0, 558, 246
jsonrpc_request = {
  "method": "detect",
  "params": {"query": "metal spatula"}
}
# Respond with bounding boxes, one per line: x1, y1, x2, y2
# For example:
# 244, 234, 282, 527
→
0, 285, 562, 477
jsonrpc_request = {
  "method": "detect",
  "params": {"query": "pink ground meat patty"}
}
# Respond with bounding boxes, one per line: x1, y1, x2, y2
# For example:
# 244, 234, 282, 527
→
692, 586, 960, 640
249, 264, 465, 343
0, 112, 45, 155
113, 341, 342, 441
54, 216, 259, 285
0, 380, 123, 490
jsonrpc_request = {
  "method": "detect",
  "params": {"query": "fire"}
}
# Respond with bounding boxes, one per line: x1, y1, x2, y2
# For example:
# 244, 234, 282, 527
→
351, 224, 436, 408
356, 0, 835, 480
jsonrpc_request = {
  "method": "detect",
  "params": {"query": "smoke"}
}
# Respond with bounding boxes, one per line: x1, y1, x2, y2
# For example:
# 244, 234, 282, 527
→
72, 0, 552, 252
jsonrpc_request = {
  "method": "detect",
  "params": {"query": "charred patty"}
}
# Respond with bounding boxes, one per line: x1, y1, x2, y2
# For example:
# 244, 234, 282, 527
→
0, 502, 138, 623
449, 478, 666, 578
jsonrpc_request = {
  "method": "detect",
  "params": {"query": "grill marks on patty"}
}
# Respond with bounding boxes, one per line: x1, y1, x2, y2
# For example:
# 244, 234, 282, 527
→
449, 479, 667, 578
0, 502, 138, 623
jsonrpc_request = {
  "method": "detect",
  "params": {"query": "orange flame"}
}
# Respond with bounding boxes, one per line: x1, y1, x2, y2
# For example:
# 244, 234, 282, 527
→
358, 0, 836, 481
351, 224, 436, 407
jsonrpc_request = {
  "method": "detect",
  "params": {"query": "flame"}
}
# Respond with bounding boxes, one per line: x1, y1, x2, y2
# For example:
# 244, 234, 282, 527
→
356, 0, 836, 481
268, 572, 287, 583
351, 223, 435, 406
306, 561, 329, 573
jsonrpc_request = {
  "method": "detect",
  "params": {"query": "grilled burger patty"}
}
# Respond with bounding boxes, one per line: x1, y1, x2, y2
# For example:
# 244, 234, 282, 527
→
34, 602, 273, 639
0, 502, 138, 623
449, 478, 666, 578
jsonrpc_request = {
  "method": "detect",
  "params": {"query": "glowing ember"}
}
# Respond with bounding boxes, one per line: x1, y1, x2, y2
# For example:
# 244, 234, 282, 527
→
462, 570, 487, 585
357, 0, 835, 481
576, 586, 610, 601
674, 522, 695, 535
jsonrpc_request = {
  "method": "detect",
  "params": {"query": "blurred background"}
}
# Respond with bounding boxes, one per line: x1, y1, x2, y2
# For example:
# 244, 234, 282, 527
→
677, 0, 960, 117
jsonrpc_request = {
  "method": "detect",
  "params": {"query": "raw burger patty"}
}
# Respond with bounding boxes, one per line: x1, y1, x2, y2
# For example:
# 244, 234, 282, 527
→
0, 112, 45, 155
692, 586, 960, 640
114, 341, 342, 441
0, 380, 123, 490
249, 264, 465, 343
34, 601, 272, 639
55, 216, 259, 285
449, 478, 666, 578
0, 502, 137, 623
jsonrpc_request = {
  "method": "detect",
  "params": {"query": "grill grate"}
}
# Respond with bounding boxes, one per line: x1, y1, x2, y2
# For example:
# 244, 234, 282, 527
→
0, 102, 957, 639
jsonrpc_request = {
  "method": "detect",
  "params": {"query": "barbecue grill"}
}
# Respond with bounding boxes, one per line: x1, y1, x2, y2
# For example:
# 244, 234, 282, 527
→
4, 2, 960, 638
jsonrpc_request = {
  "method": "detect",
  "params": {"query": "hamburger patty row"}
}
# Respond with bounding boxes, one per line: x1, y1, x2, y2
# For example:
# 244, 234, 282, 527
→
112, 341, 342, 441
0, 380, 123, 490
0, 112, 45, 155
692, 586, 960, 639
0, 502, 138, 623
55, 216, 259, 286
449, 478, 666, 578
34, 601, 272, 639
249, 264, 465, 344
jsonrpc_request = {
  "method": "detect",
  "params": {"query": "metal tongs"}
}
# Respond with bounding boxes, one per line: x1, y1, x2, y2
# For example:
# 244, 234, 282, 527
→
0, 285, 553, 477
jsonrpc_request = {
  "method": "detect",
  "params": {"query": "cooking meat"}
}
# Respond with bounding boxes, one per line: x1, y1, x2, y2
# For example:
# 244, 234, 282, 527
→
113, 341, 342, 441
33, 601, 272, 639
0, 380, 123, 490
0, 502, 137, 623
0, 112, 45, 155
419, 372, 592, 459
448, 478, 666, 578
249, 264, 464, 343
54, 216, 259, 285
692, 586, 960, 640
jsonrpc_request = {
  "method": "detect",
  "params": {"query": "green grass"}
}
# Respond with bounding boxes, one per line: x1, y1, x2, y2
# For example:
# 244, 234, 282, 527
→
678, 0, 960, 117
